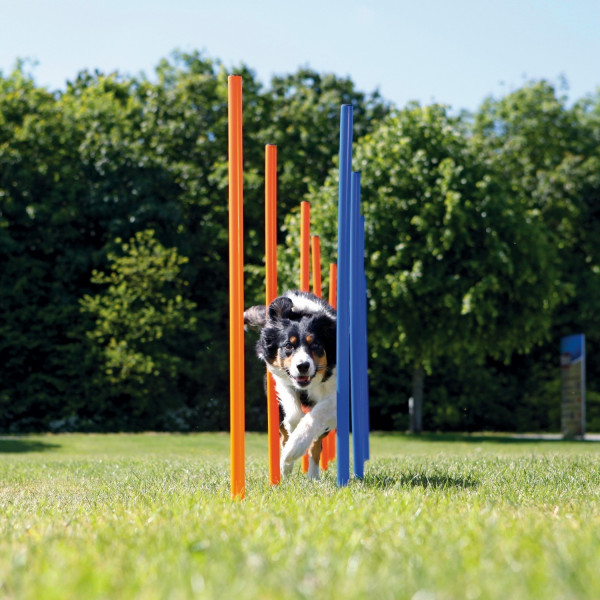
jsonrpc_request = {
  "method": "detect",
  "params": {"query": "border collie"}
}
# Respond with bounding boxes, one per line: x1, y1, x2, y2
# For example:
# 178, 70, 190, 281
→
244, 290, 336, 479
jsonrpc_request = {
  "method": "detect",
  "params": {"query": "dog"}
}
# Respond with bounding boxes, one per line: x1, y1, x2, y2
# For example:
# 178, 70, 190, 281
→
244, 290, 336, 480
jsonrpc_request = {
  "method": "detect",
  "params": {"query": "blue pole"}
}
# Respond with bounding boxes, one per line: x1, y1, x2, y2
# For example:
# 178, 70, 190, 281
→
359, 214, 370, 461
350, 171, 365, 478
336, 105, 353, 487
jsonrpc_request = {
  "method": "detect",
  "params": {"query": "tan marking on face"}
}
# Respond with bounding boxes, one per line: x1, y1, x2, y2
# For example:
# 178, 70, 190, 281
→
305, 334, 314, 345
272, 351, 294, 371
289, 335, 297, 345
281, 354, 294, 369
278, 353, 294, 371
313, 351, 327, 374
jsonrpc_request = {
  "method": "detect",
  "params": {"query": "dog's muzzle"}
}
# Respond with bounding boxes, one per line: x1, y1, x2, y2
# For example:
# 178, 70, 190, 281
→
292, 355, 314, 388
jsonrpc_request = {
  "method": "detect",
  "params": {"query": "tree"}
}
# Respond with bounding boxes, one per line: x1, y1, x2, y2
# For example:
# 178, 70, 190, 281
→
5, 56, 594, 433
0, 65, 94, 429
234, 67, 391, 305
288, 104, 563, 432
0, 55, 389, 431
473, 82, 600, 428
80, 230, 198, 428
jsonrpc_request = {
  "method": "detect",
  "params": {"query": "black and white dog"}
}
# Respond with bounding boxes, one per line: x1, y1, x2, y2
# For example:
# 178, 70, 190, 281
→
244, 291, 336, 479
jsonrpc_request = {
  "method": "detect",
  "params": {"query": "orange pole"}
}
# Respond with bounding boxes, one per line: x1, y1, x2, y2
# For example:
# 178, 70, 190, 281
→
311, 236, 322, 298
300, 201, 310, 473
309, 235, 330, 470
326, 262, 337, 463
300, 202, 310, 292
265, 145, 280, 485
328, 263, 337, 310
228, 75, 245, 500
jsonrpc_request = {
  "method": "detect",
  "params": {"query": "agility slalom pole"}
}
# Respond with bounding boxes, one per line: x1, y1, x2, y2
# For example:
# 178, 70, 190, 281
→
336, 104, 353, 487
265, 144, 280, 485
228, 75, 245, 500
311, 235, 322, 298
300, 201, 311, 292
329, 263, 337, 309
310, 235, 329, 470
350, 171, 367, 478
359, 215, 370, 462
325, 263, 337, 465
300, 201, 311, 473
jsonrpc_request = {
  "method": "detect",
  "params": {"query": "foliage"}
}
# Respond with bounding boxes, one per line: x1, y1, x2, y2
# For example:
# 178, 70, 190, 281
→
1, 56, 599, 432
0, 66, 93, 430
288, 102, 564, 429
80, 230, 198, 426
0, 55, 389, 432
471, 81, 600, 432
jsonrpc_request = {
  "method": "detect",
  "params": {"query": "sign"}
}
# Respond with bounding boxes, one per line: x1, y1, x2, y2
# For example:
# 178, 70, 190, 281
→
560, 334, 586, 438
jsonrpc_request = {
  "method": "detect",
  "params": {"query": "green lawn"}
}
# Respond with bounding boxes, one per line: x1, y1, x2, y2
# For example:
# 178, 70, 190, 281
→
1, 432, 600, 599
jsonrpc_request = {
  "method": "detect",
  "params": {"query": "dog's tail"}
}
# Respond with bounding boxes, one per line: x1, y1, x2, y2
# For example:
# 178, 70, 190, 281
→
243, 305, 267, 331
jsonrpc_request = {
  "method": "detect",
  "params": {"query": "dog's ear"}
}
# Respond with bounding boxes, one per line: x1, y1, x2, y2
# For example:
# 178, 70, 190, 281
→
311, 314, 337, 362
267, 296, 294, 323
312, 314, 336, 339
257, 325, 280, 363
244, 305, 266, 331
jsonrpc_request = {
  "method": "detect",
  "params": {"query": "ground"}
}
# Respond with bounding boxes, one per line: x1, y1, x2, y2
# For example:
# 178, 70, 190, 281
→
1, 432, 599, 599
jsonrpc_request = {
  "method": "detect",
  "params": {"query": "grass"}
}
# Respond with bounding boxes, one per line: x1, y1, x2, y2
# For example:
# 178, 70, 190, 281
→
1, 432, 600, 599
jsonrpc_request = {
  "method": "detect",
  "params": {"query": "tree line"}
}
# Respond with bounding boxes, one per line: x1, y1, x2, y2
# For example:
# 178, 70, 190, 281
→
1, 52, 599, 432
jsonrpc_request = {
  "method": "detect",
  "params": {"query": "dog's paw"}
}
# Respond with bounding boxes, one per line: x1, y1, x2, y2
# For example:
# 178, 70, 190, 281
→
280, 459, 294, 478
281, 441, 307, 464
307, 459, 320, 481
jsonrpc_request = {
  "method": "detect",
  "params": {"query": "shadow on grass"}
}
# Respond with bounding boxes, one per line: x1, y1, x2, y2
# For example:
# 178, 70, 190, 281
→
0, 438, 61, 454
380, 432, 600, 444
362, 470, 480, 491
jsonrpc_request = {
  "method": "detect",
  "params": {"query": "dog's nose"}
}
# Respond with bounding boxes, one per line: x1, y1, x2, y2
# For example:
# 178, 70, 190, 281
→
297, 361, 310, 374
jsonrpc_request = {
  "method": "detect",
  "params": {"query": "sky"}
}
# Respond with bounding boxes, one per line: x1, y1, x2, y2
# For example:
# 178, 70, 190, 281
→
1, 0, 599, 112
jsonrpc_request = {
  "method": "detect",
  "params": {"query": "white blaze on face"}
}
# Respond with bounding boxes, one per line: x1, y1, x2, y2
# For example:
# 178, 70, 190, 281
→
290, 347, 315, 378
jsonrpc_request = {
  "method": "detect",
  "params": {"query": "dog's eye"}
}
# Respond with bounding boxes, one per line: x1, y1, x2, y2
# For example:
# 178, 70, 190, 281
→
283, 342, 294, 352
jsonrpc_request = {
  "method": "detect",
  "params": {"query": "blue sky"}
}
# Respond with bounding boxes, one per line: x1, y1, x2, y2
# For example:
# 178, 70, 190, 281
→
1, 0, 598, 111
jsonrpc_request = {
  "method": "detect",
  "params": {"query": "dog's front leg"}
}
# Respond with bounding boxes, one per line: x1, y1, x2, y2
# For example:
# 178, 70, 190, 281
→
306, 433, 328, 480
279, 406, 303, 478
280, 402, 335, 477
279, 424, 295, 477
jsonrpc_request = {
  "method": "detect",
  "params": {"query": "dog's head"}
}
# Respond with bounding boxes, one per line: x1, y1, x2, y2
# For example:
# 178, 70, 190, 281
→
254, 293, 336, 390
